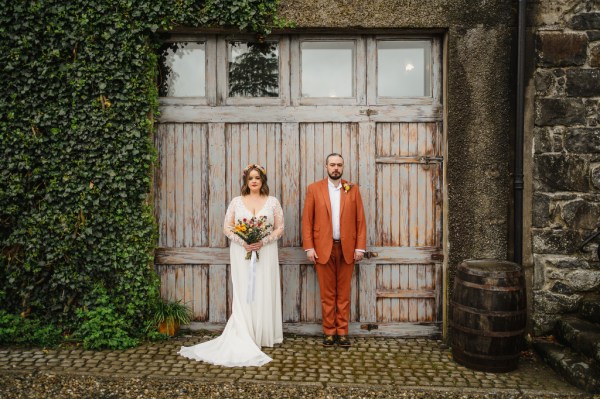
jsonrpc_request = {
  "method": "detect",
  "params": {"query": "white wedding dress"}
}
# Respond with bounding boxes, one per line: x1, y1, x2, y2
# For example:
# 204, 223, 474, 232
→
178, 195, 284, 367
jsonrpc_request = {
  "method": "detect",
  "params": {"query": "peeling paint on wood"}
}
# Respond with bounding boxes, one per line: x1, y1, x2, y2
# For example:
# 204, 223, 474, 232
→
155, 34, 444, 336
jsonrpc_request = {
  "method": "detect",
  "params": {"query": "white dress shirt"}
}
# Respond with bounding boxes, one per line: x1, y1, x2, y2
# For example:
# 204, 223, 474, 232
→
328, 179, 342, 240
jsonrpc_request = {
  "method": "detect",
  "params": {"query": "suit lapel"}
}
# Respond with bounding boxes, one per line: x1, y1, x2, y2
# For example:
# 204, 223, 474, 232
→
339, 179, 348, 217
319, 179, 332, 217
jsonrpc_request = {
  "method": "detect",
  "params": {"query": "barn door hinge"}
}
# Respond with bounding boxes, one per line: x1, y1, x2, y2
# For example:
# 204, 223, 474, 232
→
431, 253, 444, 261
360, 323, 379, 331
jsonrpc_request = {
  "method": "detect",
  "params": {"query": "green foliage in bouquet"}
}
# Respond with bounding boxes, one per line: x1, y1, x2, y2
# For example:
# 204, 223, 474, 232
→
231, 216, 272, 259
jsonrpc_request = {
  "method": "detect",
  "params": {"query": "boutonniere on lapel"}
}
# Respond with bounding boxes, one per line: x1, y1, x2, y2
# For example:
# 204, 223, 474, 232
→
342, 182, 352, 193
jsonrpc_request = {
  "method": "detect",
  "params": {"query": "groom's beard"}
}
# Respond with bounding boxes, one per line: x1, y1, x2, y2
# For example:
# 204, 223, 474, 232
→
328, 171, 343, 181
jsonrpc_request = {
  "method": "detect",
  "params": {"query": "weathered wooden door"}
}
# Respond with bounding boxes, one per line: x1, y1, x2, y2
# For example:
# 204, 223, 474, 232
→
154, 34, 444, 337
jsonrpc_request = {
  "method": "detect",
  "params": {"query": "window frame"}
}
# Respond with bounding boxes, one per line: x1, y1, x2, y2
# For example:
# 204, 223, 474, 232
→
157, 33, 442, 108
367, 36, 442, 106
158, 35, 216, 106
216, 35, 290, 106
290, 35, 366, 106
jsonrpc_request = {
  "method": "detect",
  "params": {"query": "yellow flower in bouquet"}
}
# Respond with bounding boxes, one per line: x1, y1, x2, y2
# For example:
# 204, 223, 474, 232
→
231, 216, 272, 259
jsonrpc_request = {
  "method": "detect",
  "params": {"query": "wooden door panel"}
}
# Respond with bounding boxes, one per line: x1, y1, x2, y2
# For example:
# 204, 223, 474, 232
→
299, 122, 359, 204
155, 84, 443, 335
375, 122, 440, 247
300, 265, 321, 322
375, 163, 440, 247
155, 123, 209, 248
155, 35, 444, 337
156, 264, 212, 322
376, 263, 440, 322
281, 264, 300, 322
372, 122, 442, 325
226, 123, 282, 202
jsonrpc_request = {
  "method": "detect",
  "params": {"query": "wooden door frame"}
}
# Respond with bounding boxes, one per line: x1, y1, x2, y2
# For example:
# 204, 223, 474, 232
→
154, 32, 449, 339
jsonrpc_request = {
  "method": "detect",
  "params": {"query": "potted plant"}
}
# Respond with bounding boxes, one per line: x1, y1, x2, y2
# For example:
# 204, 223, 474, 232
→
152, 299, 192, 336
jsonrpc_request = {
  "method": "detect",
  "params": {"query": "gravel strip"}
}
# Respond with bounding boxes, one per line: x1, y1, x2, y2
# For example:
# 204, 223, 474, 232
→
0, 372, 592, 399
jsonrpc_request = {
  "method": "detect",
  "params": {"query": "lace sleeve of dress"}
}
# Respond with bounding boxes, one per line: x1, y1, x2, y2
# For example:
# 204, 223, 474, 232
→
262, 197, 285, 245
223, 197, 246, 247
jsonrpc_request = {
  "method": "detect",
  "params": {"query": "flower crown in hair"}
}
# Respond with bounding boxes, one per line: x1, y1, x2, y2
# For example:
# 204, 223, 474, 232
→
243, 163, 267, 176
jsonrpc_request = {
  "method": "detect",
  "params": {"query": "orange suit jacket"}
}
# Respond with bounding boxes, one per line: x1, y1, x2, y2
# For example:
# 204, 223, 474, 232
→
302, 179, 367, 265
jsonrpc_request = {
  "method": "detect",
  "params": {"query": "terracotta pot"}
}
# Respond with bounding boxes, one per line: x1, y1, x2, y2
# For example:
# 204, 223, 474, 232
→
158, 320, 180, 336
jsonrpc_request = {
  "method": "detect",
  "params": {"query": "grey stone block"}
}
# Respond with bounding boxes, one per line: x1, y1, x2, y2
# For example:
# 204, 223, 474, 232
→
532, 193, 553, 228
591, 43, 600, 67
565, 128, 600, 153
532, 228, 581, 254
555, 315, 600, 364
580, 294, 600, 324
534, 154, 590, 192
560, 199, 600, 229
592, 165, 600, 190
534, 290, 581, 315
533, 339, 600, 394
533, 127, 565, 154
550, 281, 574, 294
533, 255, 548, 290
544, 256, 591, 270
534, 254, 594, 292
537, 98, 586, 126
589, 31, 600, 42
536, 32, 588, 67
571, 13, 600, 30
547, 269, 600, 292
566, 69, 600, 97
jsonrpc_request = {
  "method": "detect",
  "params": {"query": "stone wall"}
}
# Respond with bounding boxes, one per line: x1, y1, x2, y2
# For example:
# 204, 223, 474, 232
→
530, 2, 600, 334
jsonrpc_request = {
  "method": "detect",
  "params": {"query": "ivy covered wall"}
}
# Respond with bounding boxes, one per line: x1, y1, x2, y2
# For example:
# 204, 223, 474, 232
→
0, 0, 283, 347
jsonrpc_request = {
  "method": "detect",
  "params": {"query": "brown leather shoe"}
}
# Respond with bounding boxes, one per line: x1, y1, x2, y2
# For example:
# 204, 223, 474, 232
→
338, 335, 351, 347
322, 334, 336, 347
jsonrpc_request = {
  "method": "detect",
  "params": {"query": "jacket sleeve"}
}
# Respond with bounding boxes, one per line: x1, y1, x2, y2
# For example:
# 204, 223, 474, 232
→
301, 184, 315, 250
355, 185, 367, 251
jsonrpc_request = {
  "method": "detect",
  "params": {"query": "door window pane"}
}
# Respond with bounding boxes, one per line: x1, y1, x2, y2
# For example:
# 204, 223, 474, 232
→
377, 40, 431, 97
301, 41, 354, 98
228, 41, 279, 97
159, 42, 205, 97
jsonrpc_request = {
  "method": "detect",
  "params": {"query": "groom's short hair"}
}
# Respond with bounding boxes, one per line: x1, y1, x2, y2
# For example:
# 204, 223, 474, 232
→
325, 153, 344, 164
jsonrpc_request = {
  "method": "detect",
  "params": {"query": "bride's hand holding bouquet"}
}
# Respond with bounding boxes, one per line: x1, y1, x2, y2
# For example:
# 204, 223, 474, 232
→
231, 215, 272, 260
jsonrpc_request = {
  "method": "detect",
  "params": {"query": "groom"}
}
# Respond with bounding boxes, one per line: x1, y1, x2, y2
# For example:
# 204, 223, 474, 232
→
302, 153, 367, 347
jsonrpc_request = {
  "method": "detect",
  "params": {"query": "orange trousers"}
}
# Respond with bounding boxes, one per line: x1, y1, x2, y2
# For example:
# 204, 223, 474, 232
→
315, 241, 354, 336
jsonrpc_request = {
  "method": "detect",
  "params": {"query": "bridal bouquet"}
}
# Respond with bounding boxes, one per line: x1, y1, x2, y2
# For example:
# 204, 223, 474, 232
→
231, 216, 272, 259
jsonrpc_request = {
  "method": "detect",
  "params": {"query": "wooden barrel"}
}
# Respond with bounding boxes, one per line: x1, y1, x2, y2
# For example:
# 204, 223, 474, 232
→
450, 259, 526, 372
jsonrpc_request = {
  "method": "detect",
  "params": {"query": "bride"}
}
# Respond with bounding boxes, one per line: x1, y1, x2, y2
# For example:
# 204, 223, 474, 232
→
178, 164, 284, 367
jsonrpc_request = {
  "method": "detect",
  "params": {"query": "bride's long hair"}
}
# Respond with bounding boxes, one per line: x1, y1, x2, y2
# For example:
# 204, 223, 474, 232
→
241, 164, 270, 196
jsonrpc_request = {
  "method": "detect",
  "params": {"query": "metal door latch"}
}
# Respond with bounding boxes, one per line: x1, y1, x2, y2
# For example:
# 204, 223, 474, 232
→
419, 156, 444, 170
359, 109, 379, 117
364, 251, 378, 259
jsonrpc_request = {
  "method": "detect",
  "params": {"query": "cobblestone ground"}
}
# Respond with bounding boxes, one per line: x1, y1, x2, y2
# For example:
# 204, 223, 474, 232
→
0, 334, 593, 398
